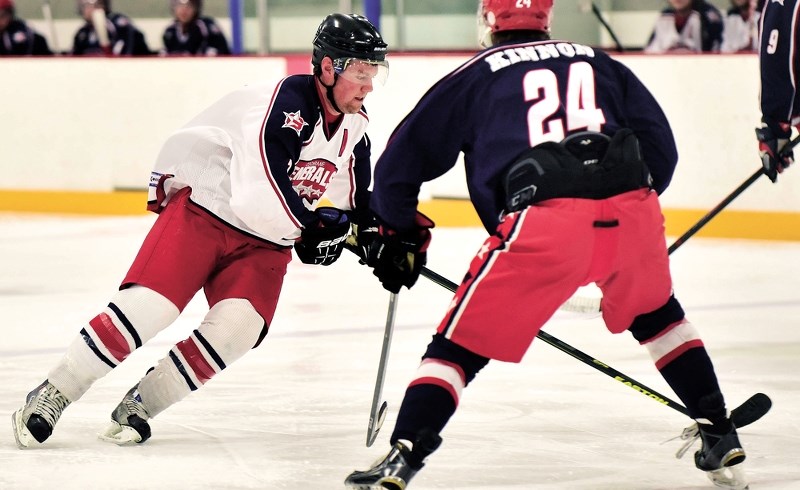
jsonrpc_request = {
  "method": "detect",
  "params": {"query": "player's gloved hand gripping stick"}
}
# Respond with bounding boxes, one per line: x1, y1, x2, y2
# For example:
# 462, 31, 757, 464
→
364, 212, 435, 294
756, 124, 796, 183
294, 207, 351, 266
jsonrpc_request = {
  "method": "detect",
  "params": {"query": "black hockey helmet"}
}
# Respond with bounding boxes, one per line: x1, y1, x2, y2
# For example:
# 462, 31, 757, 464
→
312, 13, 387, 70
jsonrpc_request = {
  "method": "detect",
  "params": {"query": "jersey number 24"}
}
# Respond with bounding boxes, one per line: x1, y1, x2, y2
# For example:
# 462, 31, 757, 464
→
524, 61, 606, 146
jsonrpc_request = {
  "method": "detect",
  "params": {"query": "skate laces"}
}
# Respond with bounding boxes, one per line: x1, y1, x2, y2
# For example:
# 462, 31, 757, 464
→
30, 383, 70, 428
664, 422, 700, 459
121, 389, 149, 420
122, 391, 150, 420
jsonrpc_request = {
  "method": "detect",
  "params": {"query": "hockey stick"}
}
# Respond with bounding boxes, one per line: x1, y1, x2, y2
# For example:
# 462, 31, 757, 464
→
667, 168, 763, 255
419, 266, 771, 428
588, 1, 624, 52
91, 8, 111, 55
666, 131, 798, 251
365, 291, 397, 447
343, 239, 397, 447
562, 134, 800, 313
41, 0, 60, 54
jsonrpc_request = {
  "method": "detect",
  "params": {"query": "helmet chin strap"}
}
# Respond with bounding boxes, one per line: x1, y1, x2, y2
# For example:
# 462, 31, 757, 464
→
317, 73, 343, 115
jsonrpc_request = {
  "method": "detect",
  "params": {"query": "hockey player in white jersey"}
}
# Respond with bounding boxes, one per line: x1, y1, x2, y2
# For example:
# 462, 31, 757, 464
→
12, 12, 387, 447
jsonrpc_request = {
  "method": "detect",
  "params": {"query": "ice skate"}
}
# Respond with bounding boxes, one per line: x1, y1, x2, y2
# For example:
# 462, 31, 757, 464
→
345, 430, 442, 490
693, 422, 748, 490
675, 393, 748, 489
345, 442, 420, 490
99, 384, 151, 445
11, 380, 71, 448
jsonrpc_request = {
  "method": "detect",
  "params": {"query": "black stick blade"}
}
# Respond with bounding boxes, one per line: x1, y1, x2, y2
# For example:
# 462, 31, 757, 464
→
731, 393, 772, 429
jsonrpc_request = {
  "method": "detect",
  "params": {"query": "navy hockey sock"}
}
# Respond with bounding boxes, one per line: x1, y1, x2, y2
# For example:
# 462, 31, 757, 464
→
391, 384, 455, 445
659, 348, 723, 419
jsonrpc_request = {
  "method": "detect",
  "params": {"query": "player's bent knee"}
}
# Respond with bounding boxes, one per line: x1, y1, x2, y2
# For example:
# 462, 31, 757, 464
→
423, 334, 490, 384
198, 299, 265, 364
108, 285, 181, 345
628, 295, 685, 342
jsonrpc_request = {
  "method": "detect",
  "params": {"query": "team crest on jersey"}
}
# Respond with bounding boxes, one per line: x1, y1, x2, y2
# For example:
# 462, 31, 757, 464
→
290, 158, 336, 204
282, 111, 309, 136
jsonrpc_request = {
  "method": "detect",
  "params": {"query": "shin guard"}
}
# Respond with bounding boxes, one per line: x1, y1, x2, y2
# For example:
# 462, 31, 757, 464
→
630, 297, 722, 419
392, 334, 489, 443
48, 286, 179, 402
136, 298, 264, 418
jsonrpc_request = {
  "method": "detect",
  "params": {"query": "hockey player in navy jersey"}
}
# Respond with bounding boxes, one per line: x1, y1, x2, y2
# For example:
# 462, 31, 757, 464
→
756, 0, 798, 182
13, 13, 386, 448
345, 1, 748, 488
161, 0, 230, 56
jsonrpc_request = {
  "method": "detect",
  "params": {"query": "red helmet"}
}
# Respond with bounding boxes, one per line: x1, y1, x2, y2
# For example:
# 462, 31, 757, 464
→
480, 0, 554, 34
0, 0, 15, 12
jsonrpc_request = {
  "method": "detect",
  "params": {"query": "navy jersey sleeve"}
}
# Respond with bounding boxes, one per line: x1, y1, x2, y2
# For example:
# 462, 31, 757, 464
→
261, 77, 319, 227
352, 134, 373, 215
371, 75, 472, 231
759, 0, 800, 129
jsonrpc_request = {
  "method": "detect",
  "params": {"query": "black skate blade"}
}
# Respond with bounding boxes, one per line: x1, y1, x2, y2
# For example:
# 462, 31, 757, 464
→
731, 392, 771, 429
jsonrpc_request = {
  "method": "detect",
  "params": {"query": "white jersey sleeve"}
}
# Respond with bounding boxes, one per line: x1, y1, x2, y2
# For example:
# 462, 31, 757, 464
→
148, 75, 371, 247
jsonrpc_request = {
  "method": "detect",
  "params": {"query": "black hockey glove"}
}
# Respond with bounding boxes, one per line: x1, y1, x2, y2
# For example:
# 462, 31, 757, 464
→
294, 207, 350, 266
367, 212, 435, 294
349, 210, 380, 264
756, 123, 794, 183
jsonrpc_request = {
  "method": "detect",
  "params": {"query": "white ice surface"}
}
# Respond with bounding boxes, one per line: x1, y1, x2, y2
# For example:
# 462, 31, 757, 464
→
0, 214, 798, 489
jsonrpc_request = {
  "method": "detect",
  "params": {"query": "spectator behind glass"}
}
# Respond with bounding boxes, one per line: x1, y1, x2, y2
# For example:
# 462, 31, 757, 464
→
72, 0, 151, 56
645, 0, 724, 53
0, 0, 52, 55
162, 0, 230, 56
721, 0, 759, 53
